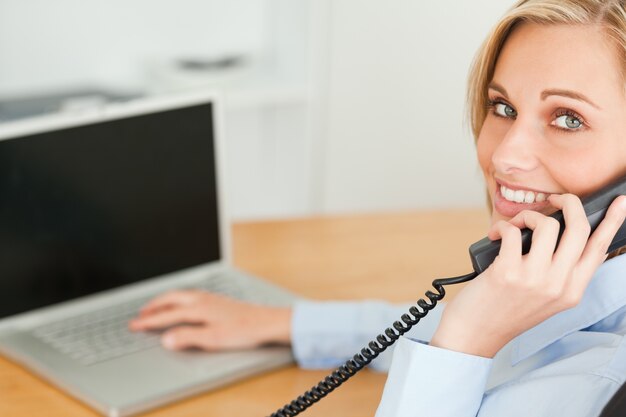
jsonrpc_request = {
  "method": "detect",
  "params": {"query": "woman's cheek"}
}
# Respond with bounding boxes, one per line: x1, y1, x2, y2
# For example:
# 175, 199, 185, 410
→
543, 148, 615, 198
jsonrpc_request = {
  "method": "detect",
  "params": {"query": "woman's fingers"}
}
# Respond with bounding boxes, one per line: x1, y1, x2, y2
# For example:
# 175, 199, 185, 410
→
161, 326, 218, 351
138, 290, 201, 316
129, 306, 206, 330
488, 220, 522, 264
161, 325, 250, 351
575, 196, 626, 283
548, 194, 590, 269
502, 209, 560, 260
489, 194, 589, 272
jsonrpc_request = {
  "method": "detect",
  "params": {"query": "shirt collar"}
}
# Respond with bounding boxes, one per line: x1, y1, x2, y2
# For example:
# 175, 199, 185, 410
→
510, 254, 626, 366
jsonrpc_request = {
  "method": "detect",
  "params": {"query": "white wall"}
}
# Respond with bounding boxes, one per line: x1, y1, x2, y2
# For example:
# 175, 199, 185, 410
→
0, 0, 269, 95
320, 0, 517, 213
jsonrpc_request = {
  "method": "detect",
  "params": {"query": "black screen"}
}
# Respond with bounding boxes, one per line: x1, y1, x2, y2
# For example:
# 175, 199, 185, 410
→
0, 102, 221, 318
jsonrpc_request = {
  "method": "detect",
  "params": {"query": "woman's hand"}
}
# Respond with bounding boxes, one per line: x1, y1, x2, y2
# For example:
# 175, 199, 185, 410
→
128, 290, 292, 351
430, 194, 626, 358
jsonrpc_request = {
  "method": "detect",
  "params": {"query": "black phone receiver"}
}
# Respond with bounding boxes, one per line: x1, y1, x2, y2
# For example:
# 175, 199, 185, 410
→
469, 174, 626, 274
268, 175, 626, 417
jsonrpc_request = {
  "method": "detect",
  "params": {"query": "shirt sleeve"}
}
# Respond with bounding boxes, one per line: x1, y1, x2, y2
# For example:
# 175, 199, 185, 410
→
375, 337, 492, 417
478, 372, 620, 417
291, 299, 445, 372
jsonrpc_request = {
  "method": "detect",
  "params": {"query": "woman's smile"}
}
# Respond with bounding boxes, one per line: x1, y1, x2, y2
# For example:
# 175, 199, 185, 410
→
493, 179, 556, 218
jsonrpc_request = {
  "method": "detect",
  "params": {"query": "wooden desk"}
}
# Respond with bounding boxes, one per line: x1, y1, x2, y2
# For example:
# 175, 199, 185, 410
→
0, 208, 489, 417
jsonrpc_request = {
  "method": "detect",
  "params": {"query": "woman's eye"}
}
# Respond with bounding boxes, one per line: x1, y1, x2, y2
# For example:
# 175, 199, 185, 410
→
552, 114, 583, 130
493, 102, 517, 118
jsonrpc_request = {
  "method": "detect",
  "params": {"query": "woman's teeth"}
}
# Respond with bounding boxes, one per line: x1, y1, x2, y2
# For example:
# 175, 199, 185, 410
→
500, 185, 548, 204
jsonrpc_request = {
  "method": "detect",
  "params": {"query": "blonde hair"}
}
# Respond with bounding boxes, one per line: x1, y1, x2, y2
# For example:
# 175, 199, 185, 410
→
466, 0, 626, 259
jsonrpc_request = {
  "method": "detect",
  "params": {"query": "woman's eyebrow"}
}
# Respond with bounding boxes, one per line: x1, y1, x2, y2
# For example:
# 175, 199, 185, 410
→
487, 82, 508, 98
488, 82, 601, 110
540, 89, 601, 110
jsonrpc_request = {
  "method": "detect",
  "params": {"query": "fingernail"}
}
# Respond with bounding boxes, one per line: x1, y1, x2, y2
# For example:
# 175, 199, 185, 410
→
162, 334, 176, 349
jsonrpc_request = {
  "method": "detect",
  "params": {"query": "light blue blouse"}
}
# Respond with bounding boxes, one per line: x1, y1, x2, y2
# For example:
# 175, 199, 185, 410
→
291, 254, 626, 417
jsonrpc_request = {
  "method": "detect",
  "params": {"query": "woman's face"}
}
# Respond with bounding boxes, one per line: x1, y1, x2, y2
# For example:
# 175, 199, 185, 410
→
477, 23, 626, 226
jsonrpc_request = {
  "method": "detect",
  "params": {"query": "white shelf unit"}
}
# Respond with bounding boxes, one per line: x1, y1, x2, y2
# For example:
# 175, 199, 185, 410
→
0, 0, 327, 220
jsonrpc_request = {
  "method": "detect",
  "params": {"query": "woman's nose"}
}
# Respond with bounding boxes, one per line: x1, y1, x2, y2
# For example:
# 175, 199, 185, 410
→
491, 118, 539, 175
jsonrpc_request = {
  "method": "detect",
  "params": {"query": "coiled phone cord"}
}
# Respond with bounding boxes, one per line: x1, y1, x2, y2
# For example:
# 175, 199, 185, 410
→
267, 270, 478, 417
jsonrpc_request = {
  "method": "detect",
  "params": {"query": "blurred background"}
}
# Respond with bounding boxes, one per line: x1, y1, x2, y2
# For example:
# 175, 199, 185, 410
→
0, 0, 516, 220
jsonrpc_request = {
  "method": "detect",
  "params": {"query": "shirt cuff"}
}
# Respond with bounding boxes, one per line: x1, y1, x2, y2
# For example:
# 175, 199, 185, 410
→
375, 336, 493, 417
291, 299, 445, 372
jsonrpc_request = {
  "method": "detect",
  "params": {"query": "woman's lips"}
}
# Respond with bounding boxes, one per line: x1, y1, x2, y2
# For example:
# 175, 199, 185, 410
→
493, 182, 554, 218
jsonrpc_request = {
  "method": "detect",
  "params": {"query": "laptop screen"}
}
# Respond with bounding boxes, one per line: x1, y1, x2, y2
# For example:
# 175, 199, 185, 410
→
0, 102, 221, 319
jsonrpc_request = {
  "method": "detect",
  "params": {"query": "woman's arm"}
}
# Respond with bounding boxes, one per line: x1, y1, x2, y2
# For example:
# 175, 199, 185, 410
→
291, 300, 444, 371
375, 337, 492, 417
129, 294, 445, 372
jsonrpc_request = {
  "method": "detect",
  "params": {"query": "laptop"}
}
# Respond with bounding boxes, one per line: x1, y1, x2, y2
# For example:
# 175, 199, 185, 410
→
0, 93, 296, 416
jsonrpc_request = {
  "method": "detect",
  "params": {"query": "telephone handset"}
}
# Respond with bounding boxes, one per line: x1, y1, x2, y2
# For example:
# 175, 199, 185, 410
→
268, 175, 626, 417
470, 174, 626, 273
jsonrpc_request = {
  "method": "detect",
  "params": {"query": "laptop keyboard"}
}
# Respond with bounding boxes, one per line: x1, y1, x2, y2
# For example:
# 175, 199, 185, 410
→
31, 273, 244, 366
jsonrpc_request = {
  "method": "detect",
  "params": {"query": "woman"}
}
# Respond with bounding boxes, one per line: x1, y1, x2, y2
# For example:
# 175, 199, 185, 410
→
376, 0, 626, 415
131, 1, 626, 415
